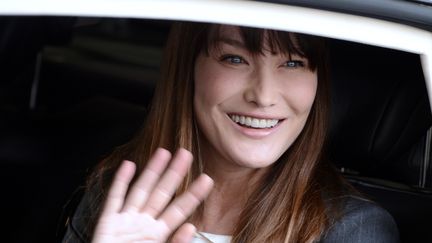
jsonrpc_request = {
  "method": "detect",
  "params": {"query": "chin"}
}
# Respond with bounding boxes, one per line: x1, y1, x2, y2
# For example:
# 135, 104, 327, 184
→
230, 148, 284, 169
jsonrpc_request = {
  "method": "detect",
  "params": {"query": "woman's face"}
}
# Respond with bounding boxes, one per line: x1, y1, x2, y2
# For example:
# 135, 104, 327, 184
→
194, 26, 318, 169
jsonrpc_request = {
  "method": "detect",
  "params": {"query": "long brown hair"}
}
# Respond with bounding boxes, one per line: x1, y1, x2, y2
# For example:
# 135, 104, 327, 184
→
85, 21, 345, 242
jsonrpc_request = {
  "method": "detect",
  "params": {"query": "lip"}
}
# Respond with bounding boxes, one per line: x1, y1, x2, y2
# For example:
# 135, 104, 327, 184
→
226, 113, 284, 139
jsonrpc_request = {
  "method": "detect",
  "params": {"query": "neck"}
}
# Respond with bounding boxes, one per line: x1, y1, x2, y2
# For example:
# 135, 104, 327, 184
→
194, 140, 269, 234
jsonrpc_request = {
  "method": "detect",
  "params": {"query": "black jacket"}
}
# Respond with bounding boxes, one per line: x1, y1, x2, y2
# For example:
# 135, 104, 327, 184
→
62, 194, 399, 243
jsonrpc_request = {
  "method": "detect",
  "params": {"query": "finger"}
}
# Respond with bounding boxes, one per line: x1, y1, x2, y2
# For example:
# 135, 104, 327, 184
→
101, 160, 136, 215
171, 223, 196, 243
122, 148, 172, 212
159, 174, 213, 231
142, 148, 193, 217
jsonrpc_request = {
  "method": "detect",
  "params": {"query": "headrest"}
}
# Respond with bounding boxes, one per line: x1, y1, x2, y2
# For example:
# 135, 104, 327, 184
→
327, 40, 432, 185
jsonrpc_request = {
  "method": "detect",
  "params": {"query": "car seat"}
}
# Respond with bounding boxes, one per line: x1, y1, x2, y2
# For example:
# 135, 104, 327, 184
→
327, 39, 432, 243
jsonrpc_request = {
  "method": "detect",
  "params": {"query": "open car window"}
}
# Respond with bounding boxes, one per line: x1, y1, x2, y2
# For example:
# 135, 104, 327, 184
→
1, 1, 432, 242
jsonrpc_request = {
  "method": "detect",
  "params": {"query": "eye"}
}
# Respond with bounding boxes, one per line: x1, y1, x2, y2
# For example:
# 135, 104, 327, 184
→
283, 60, 305, 68
220, 55, 248, 65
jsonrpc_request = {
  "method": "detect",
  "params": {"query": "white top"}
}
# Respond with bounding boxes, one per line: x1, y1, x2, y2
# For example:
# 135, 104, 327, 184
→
192, 232, 232, 243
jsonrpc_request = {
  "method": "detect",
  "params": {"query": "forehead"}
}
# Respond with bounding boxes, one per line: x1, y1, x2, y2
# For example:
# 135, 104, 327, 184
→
217, 25, 243, 40
209, 25, 302, 58
211, 24, 282, 52
203, 24, 317, 69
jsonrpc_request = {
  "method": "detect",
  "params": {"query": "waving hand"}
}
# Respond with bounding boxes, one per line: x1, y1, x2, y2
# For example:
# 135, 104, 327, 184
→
92, 148, 213, 243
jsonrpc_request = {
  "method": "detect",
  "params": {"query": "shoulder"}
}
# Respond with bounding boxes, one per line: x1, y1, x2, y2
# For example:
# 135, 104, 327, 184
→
320, 196, 400, 243
62, 190, 95, 243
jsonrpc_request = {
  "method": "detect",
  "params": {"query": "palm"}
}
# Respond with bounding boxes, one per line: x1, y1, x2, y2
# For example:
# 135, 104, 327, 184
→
92, 148, 213, 243
94, 212, 167, 242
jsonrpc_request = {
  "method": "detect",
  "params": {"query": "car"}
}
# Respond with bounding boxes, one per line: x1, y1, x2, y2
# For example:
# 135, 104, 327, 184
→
0, 0, 431, 242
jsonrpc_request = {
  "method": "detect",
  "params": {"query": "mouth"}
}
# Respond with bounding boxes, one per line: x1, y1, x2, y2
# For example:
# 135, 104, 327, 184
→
228, 114, 282, 129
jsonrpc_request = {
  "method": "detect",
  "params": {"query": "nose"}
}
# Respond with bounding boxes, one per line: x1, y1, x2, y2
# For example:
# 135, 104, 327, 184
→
244, 68, 278, 108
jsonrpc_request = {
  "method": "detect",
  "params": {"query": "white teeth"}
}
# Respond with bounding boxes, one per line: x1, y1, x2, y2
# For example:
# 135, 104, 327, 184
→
252, 119, 259, 127
229, 115, 279, 128
245, 117, 252, 126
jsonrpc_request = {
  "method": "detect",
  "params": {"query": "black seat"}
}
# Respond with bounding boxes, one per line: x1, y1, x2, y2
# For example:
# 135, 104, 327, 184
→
328, 39, 432, 243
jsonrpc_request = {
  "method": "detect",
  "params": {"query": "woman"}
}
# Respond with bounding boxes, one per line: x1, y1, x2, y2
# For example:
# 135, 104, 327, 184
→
63, 22, 399, 243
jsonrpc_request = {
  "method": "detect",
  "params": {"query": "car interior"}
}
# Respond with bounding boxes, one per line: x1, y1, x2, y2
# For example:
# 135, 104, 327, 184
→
1, 17, 431, 243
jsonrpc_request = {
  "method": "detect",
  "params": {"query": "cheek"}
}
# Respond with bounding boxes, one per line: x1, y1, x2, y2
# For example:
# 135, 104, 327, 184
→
194, 63, 214, 103
281, 71, 318, 114
195, 56, 220, 104
194, 58, 241, 108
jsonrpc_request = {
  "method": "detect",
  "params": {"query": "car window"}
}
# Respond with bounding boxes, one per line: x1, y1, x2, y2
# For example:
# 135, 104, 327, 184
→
1, 2, 432, 241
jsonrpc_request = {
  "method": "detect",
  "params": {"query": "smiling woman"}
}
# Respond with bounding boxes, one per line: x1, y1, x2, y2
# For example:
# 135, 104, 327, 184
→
62, 22, 399, 243
194, 25, 318, 170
